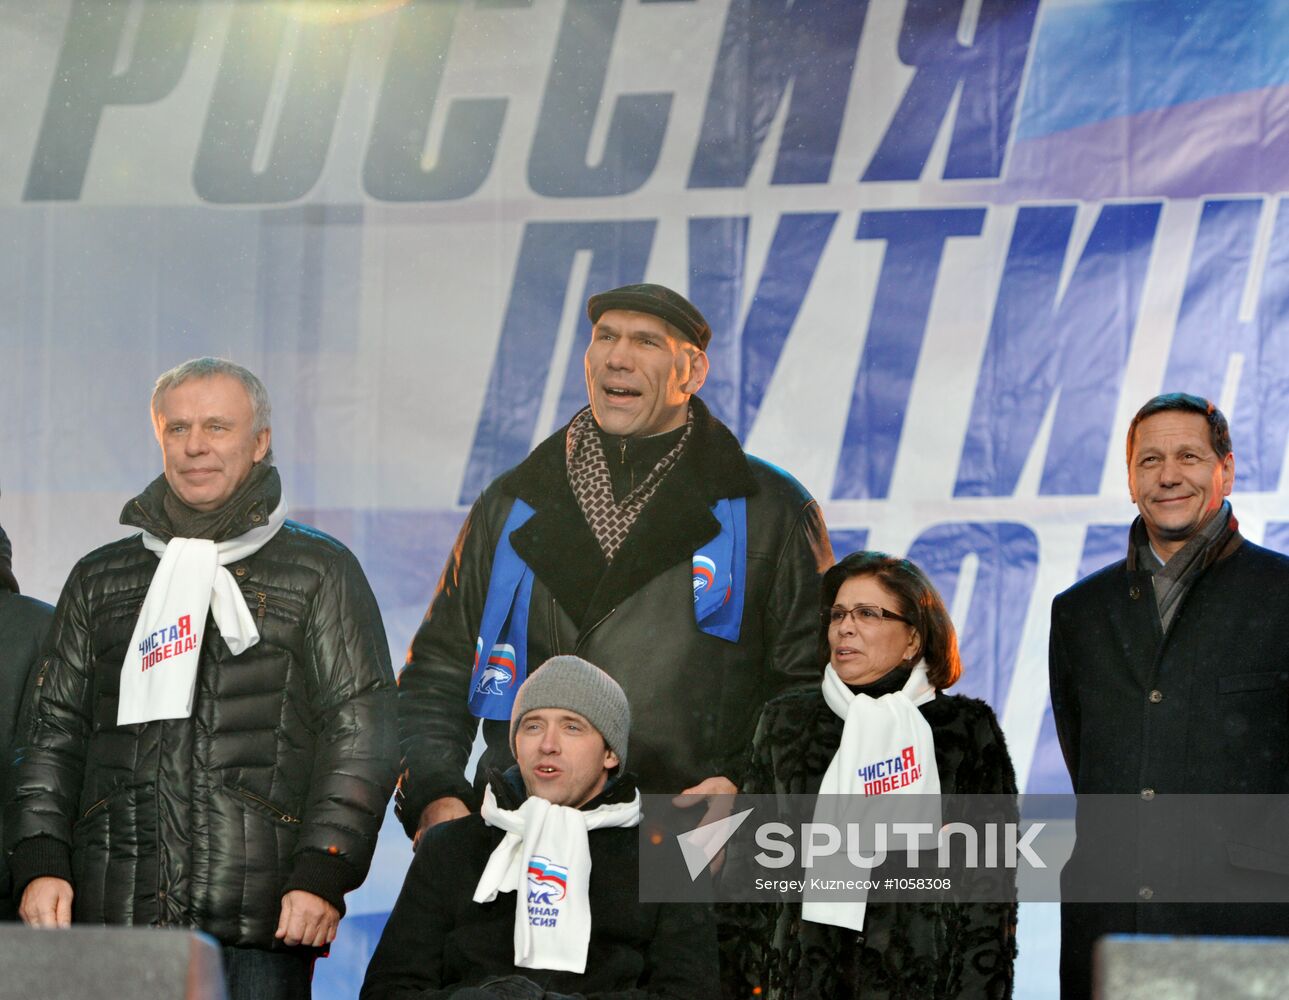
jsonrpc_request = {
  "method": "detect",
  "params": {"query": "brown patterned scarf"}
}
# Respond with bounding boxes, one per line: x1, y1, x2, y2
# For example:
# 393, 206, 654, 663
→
565, 407, 693, 562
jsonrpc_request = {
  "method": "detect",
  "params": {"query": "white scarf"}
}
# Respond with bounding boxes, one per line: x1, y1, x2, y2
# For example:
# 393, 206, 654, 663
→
473, 783, 642, 973
116, 496, 288, 725
801, 661, 940, 931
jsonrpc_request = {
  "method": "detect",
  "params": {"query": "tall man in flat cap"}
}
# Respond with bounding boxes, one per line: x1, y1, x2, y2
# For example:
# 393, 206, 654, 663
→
398, 283, 833, 842
7, 357, 399, 999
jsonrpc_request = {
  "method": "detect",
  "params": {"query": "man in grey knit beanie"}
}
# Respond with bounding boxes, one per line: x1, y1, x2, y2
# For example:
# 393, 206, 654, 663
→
509, 655, 630, 773
361, 653, 720, 1000
506, 656, 632, 813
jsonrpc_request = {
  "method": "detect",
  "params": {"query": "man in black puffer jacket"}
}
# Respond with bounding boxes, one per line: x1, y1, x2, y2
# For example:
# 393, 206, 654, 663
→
0, 513, 54, 919
6, 358, 399, 1000
363, 656, 717, 1000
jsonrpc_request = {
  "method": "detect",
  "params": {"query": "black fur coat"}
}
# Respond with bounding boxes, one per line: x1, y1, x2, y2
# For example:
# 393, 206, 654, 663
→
731, 667, 1017, 999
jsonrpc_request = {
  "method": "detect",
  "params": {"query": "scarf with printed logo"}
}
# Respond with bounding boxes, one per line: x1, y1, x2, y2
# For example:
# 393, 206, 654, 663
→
801, 661, 941, 932
473, 782, 642, 972
565, 407, 693, 562
117, 470, 287, 725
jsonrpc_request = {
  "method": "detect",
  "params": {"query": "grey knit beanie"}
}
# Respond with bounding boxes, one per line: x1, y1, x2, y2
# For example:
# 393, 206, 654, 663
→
509, 656, 630, 768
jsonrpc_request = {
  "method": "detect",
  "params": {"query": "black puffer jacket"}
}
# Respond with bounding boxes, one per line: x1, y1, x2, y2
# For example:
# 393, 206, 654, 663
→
6, 477, 399, 948
397, 398, 832, 832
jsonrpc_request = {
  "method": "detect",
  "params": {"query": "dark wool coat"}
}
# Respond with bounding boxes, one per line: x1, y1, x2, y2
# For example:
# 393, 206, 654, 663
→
0, 587, 53, 918
5, 479, 399, 948
361, 772, 719, 1000
397, 397, 832, 832
734, 675, 1017, 1000
1050, 534, 1289, 1000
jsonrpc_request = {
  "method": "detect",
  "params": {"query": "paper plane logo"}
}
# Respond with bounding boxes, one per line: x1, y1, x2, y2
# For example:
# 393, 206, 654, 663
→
676, 807, 755, 881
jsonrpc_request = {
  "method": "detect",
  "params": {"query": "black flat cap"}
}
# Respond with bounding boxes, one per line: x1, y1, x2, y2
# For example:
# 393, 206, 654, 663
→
586, 283, 711, 350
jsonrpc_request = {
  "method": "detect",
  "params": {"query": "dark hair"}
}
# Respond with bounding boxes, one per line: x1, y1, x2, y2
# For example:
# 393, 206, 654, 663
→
819, 551, 962, 690
1126, 393, 1230, 464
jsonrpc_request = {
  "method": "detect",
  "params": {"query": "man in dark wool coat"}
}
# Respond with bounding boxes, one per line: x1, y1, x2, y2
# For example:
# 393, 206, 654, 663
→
0, 508, 54, 919
1049, 392, 1289, 998
363, 655, 717, 1000
398, 283, 832, 844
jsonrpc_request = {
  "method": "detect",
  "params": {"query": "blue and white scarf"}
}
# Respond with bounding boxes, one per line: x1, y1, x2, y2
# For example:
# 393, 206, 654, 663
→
467, 496, 747, 720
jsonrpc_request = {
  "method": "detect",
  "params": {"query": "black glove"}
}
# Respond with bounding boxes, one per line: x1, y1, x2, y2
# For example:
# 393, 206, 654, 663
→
476, 975, 546, 1000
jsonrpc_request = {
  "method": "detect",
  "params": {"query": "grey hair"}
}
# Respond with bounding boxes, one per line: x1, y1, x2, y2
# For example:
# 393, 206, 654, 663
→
151, 357, 274, 464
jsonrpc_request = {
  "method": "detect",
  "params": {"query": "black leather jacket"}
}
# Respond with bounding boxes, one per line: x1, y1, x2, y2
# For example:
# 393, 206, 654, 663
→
6, 478, 399, 948
396, 398, 833, 833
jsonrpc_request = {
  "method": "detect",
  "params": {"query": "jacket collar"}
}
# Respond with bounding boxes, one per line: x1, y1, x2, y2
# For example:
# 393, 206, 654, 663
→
121, 466, 282, 544
500, 396, 757, 629
0, 521, 18, 594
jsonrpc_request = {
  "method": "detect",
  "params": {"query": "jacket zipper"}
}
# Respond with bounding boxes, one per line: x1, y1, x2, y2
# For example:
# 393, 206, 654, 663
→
81, 796, 110, 820
236, 786, 301, 824
619, 438, 635, 492
574, 607, 617, 653
255, 592, 267, 627
27, 659, 51, 743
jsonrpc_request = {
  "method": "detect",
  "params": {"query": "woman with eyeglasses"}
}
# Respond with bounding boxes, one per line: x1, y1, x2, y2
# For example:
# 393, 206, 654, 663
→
733, 550, 1017, 999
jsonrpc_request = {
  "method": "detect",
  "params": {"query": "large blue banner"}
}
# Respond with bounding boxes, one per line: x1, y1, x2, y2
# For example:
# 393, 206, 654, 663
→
4, 1, 1288, 994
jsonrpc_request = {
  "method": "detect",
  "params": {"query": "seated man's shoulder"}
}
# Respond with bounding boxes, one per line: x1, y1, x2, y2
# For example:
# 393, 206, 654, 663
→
415, 812, 502, 870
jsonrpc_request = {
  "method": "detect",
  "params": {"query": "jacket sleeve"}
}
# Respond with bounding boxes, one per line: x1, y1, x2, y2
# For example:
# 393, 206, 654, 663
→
282, 545, 400, 912
1047, 596, 1080, 786
5, 562, 96, 892
396, 494, 501, 835
359, 826, 457, 1000
716, 498, 831, 787
0, 596, 55, 914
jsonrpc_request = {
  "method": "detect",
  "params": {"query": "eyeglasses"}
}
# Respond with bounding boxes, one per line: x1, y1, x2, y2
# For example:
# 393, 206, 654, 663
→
824, 604, 911, 627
